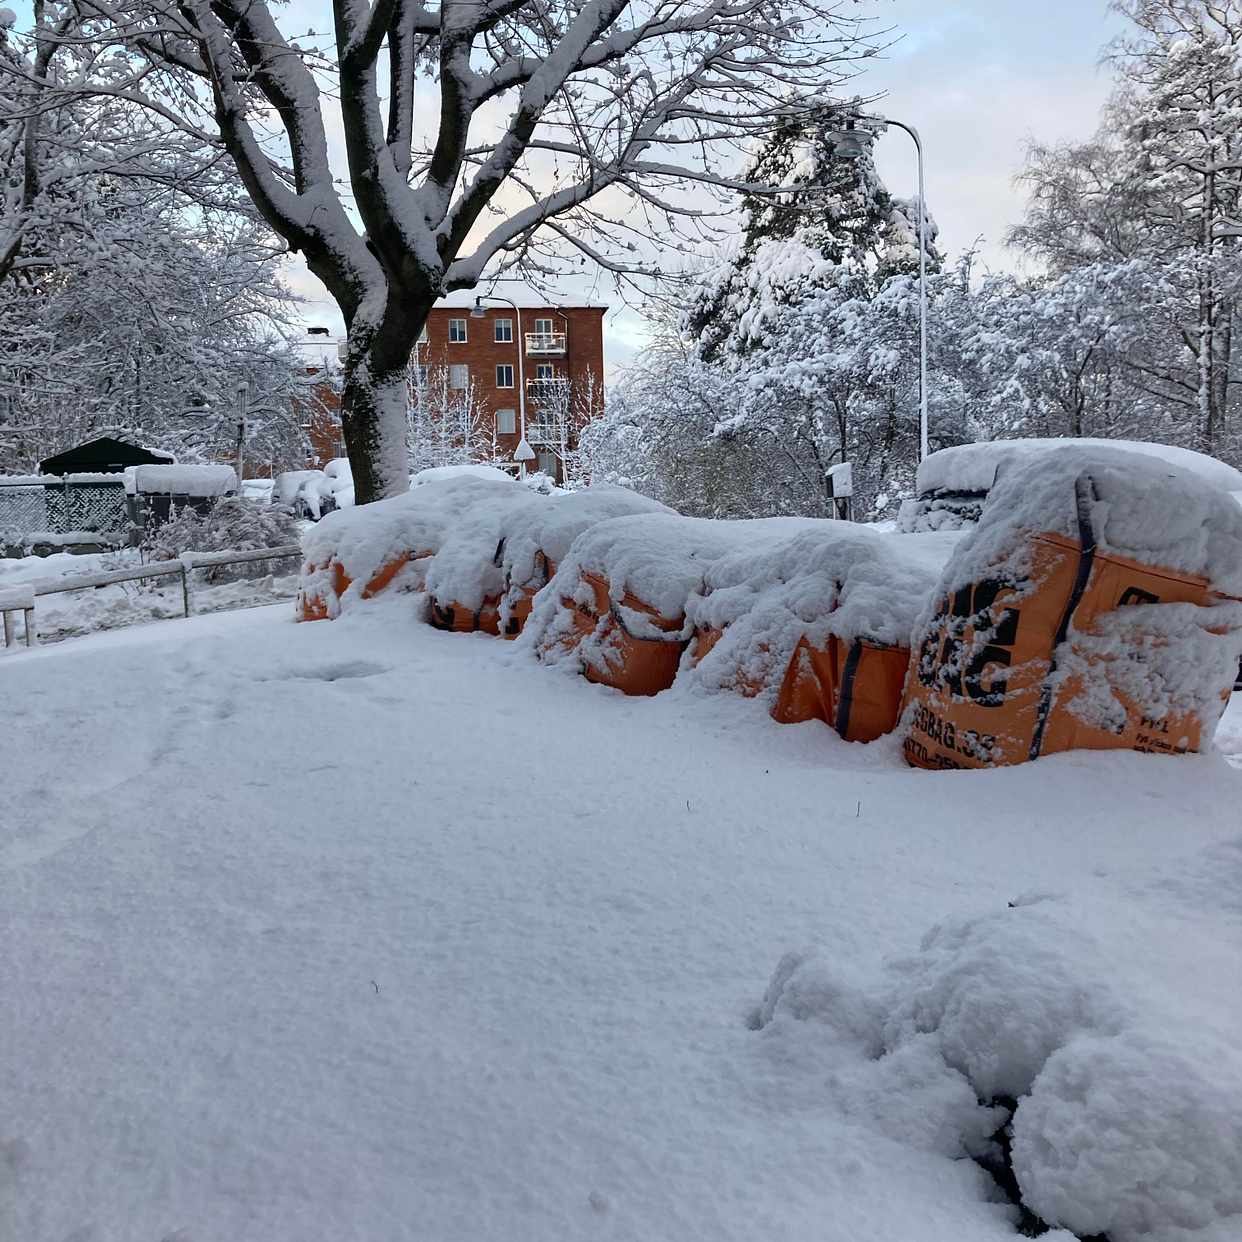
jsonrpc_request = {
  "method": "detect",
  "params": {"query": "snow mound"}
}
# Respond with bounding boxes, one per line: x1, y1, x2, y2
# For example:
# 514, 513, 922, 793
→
499, 484, 673, 591
423, 488, 546, 612
880, 906, 1123, 1103
1013, 1030, 1242, 1239
939, 447, 1242, 600
548, 513, 822, 623
412, 463, 514, 487
301, 474, 519, 614
754, 950, 885, 1054
684, 525, 955, 698
918, 439, 1242, 499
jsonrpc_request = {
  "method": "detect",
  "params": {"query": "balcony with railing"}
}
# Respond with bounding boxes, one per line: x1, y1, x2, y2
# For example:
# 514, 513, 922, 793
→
526, 376, 571, 404
525, 418, 567, 446
524, 331, 567, 356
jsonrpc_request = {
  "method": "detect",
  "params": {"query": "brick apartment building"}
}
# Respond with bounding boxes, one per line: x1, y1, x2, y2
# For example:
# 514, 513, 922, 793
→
299, 300, 606, 483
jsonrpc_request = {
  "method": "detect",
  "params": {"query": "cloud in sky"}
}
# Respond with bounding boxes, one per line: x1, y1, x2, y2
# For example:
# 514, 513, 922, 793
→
862, 0, 1124, 273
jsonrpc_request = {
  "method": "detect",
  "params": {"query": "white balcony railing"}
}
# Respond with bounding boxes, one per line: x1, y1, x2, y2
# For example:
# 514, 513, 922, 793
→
525, 419, 566, 445
525, 331, 566, 355
526, 377, 571, 403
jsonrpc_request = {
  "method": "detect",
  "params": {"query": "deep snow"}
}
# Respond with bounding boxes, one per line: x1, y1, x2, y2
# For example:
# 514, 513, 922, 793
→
1, 600, 1240, 1241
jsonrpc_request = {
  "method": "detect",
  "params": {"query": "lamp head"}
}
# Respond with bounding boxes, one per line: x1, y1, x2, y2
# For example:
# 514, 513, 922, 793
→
828, 120, 872, 161
470, 298, 487, 319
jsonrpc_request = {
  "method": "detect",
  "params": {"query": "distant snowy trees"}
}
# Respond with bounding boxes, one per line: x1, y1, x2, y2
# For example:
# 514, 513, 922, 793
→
591, 0, 1242, 518
587, 108, 942, 519
1005, 0, 1242, 460
0, 11, 313, 475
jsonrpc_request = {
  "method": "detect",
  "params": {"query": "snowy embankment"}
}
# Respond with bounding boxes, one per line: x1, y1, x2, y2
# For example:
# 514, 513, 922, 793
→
1, 600, 1240, 1242
0, 548, 298, 643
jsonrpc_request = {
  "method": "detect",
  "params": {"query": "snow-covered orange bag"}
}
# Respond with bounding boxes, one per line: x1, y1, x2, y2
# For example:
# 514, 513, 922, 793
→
902, 451, 1242, 769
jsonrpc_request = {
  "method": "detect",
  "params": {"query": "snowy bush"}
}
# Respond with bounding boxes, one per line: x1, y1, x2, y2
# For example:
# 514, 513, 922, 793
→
880, 906, 1122, 1103
1012, 1030, 1242, 1239
143, 496, 301, 579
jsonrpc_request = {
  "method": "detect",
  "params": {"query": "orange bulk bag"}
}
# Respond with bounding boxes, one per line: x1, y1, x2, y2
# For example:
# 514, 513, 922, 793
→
902, 454, 1242, 769
774, 635, 912, 743
681, 525, 951, 739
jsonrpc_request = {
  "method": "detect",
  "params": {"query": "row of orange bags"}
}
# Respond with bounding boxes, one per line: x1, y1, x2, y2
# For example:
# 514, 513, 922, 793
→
298, 455, 1242, 768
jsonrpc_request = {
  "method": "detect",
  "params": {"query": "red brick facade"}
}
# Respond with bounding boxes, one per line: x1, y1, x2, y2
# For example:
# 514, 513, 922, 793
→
298, 304, 606, 483
417, 304, 605, 481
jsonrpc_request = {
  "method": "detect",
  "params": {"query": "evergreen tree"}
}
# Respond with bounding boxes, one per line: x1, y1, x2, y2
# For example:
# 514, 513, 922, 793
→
685, 110, 939, 363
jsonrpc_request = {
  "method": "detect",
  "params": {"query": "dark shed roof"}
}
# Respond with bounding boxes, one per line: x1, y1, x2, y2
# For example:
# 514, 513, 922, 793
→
40, 436, 174, 476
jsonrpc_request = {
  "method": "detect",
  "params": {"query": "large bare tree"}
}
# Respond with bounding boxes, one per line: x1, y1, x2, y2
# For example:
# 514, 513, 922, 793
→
36, 0, 881, 501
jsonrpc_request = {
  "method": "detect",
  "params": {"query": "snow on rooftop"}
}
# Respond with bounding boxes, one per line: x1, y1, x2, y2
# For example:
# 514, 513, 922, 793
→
918, 438, 1242, 498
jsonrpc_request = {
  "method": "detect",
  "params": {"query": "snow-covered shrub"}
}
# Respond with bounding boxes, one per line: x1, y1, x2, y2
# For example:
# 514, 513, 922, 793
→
1012, 1030, 1242, 1239
143, 496, 300, 579
880, 906, 1122, 1103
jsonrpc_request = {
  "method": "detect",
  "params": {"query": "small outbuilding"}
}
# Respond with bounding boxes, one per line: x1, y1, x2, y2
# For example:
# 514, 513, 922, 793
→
40, 436, 174, 477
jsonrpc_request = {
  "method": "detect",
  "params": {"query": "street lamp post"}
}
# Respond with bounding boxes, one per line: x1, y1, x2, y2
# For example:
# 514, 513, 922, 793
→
472, 295, 533, 477
830, 115, 930, 463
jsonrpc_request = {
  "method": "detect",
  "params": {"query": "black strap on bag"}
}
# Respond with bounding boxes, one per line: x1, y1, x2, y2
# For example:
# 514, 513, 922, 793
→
1028, 473, 1099, 761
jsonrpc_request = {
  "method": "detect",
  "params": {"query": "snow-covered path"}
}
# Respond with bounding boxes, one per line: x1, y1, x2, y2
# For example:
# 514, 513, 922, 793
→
2, 602, 1240, 1241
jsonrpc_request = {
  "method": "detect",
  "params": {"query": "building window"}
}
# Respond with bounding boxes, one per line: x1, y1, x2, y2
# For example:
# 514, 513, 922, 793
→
533, 317, 554, 336
449, 364, 469, 390
416, 364, 429, 385
495, 318, 513, 343
448, 318, 467, 343
496, 364, 514, 388
535, 363, 555, 380
537, 450, 558, 477
496, 408, 516, 435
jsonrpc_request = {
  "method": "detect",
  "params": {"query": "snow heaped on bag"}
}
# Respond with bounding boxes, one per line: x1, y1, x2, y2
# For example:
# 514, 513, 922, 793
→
683, 525, 958, 705
916, 438, 1242, 500
298, 473, 522, 619
496, 485, 673, 635
903, 448, 1242, 768
525, 513, 825, 696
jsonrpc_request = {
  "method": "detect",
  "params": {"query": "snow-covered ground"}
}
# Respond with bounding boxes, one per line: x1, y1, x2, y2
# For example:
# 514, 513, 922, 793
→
0, 549, 299, 644
2, 600, 1240, 1241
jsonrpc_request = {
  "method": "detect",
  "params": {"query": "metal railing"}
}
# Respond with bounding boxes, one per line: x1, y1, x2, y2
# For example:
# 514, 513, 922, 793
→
524, 332, 566, 355
525, 420, 566, 446
0, 543, 301, 650
525, 377, 570, 403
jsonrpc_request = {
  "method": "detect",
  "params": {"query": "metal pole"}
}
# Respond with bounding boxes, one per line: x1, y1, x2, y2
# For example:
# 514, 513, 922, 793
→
512, 301, 527, 479
181, 565, 191, 618
236, 381, 249, 485
877, 119, 929, 463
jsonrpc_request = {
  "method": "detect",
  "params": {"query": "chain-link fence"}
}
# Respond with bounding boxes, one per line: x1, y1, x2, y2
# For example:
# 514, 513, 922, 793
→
0, 478, 131, 543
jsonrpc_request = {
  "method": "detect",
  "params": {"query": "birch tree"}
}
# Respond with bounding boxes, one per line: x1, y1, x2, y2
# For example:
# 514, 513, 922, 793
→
36, 0, 883, 502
